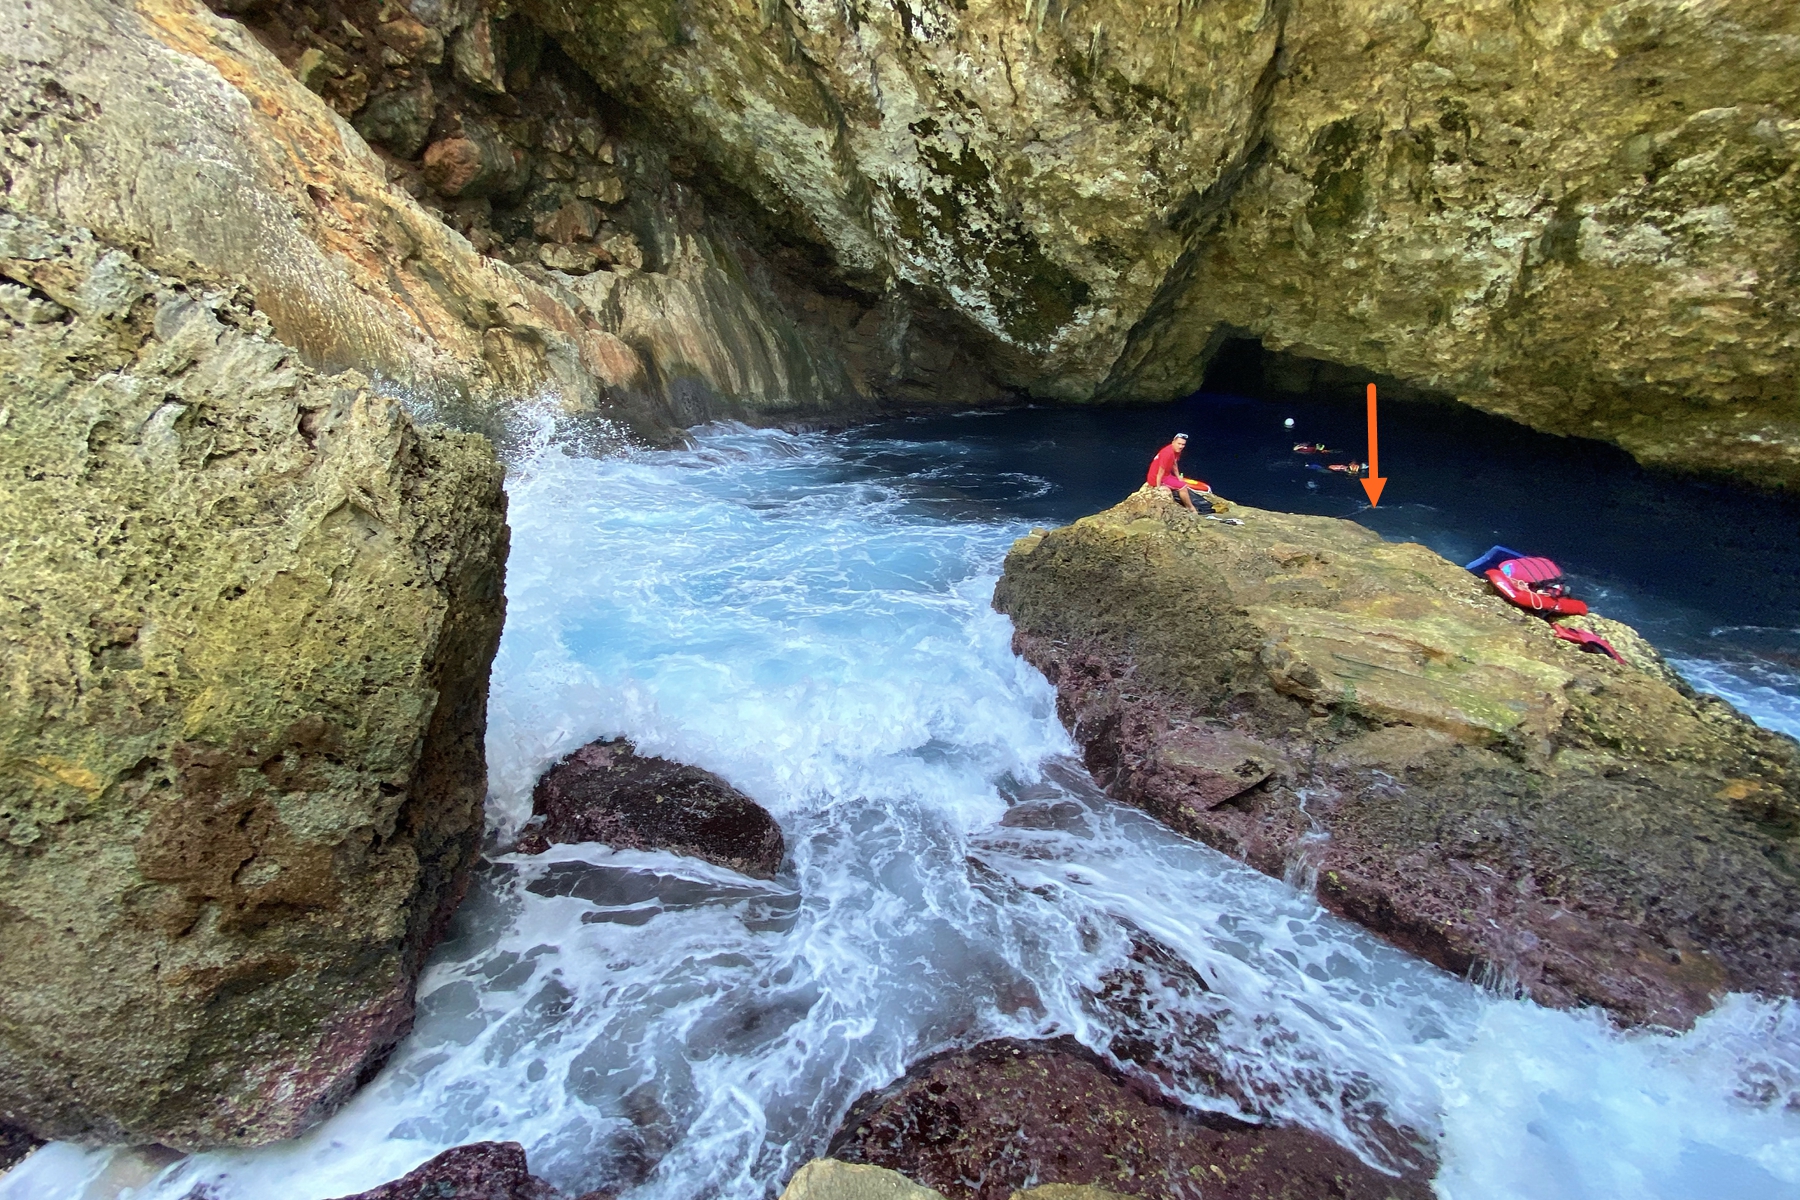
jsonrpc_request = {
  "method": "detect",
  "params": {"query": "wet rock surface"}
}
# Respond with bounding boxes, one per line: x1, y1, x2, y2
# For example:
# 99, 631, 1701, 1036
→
326, 1141, 605, 1200
828, 1038, 1433, 1200
994, 489, 1800, 1026
0, 214, 508, 1147
519, 739, 785, 879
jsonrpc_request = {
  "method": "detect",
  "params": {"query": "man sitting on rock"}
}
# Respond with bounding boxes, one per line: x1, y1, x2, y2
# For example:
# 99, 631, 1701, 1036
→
1146, 432, 1202, 513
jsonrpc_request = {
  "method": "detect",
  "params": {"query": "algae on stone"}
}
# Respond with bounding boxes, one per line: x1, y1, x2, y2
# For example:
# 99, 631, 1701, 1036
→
0, 214, 508, 1147
994, 487, 1800, 1024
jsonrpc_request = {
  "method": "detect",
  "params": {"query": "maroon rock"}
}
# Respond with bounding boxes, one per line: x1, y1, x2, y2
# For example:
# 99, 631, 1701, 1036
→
422, 122, 529, 197
518, 739, 785, 879
325, 1141, 611, 1200
828, 1038, 1434, 1200
1021, 633, 1753, 1026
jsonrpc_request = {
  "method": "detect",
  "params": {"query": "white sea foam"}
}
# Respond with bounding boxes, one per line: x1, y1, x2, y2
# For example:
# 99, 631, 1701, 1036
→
8, 424, 1798, 1200
1669, 655, 1800, 742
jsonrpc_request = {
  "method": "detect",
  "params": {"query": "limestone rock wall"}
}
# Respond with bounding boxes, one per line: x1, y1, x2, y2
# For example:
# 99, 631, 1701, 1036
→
518, 0, 1277, 396
1, 0, 633, 423
1, 0, 1021, 442
517, 0, 1800, 487
1106, 0, 1800, 489
0, 214, 507, 1147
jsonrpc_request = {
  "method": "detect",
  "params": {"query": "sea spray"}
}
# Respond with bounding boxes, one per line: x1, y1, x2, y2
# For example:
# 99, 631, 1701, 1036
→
8, 425, 1797, 1200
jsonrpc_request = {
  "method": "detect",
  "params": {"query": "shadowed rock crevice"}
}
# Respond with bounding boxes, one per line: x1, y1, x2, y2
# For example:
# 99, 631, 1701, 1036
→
0, 1124, 42, 1174
1197, 334, 1457, 409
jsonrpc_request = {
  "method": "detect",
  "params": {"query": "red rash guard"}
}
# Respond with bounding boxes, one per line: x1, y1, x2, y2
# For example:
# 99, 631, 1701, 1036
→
1147, 442, 1182, 487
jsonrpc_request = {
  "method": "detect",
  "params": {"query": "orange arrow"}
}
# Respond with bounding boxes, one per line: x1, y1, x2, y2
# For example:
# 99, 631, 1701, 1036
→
1360, 382, 1387, 506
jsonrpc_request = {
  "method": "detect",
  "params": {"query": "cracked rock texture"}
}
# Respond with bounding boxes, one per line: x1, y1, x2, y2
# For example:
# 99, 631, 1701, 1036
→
518, 0, 1800, 487
1, 0, 1020, 443
993, 487, 1800, 1027
0, 214, 508, 1148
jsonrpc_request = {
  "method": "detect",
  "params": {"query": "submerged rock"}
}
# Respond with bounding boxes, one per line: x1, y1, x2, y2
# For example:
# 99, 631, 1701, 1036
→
828, 1037, 1433, 1200
994, 489, 1800, 1026
0, 215, 508, 1147
518, 739, 785, 879
327, 1142, 563, 1200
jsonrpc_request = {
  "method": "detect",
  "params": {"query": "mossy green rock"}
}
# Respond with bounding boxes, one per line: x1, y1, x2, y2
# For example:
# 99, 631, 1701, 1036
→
0, 214, 508, 1147
780, 1160, 948, 1200
517, 0, 1800, 487
994, 488, 1799, 1025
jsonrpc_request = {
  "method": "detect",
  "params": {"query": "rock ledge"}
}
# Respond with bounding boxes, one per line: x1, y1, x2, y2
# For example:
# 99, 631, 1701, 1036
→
994, 488, 1799, 1026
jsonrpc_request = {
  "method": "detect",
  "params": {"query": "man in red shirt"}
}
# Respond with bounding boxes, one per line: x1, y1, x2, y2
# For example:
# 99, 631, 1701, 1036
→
1146, 432, 1202, 513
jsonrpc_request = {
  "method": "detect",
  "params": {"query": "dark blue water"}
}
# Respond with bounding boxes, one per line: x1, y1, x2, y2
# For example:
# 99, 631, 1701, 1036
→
845, 390, 1800, 738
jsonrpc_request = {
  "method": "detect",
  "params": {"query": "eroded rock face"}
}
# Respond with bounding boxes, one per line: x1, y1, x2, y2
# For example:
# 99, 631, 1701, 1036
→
828, 1038, 1434, 1200
519, 739, 785, 878
217, 0, 1031, 422
1, 0, 1017, 449
993, 488, 1800, 1026
516, 0, 1800, 487
0, 215, 508, 1147
0, 0, 631, 421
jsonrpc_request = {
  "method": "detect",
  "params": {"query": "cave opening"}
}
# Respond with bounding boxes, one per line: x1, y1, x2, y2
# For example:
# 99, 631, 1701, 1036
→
1197, 334, 1451, 408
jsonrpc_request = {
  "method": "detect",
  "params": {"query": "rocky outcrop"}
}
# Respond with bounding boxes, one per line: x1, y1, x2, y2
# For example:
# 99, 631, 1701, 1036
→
993, 488, 1800, 1027
1, 0, 1023, 442
248, 0, 1032, 418
327, 1142, 565, 1200
0, 214, 508, 1147
514, 0, 1800, 488
17, 0, 1790, 482
1, 0, 639, 426
517, 739, 785, 879
780, 1160, 949, 1200
828, 1038, 1433, 1200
